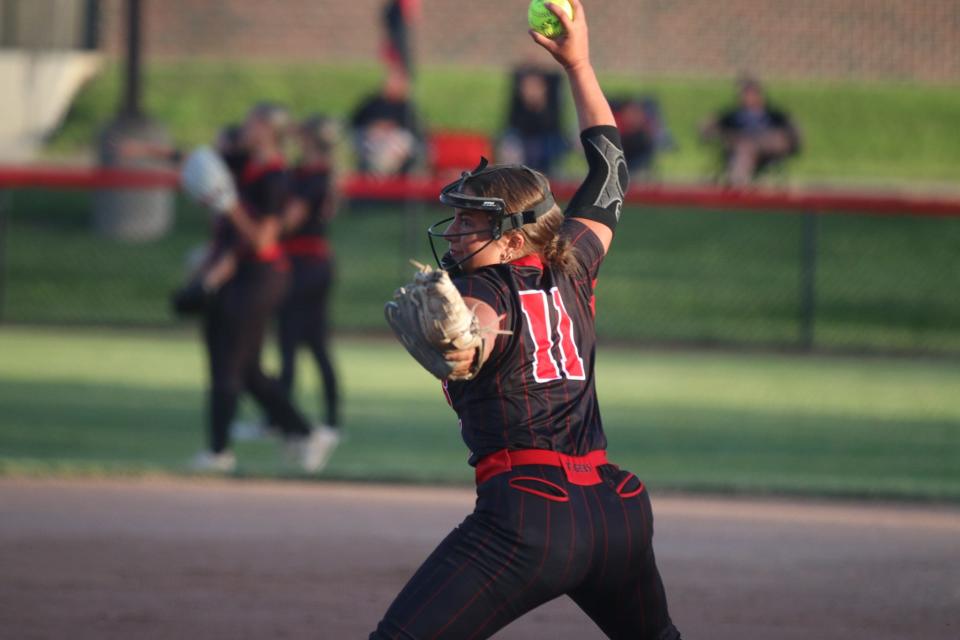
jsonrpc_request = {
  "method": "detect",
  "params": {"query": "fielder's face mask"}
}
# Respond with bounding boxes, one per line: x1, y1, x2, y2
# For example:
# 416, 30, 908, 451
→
428, 157, 556, 273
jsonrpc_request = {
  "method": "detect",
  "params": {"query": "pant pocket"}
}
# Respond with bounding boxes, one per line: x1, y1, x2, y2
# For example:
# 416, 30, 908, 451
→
614, 471, 646, 499
508, 475, 570, 503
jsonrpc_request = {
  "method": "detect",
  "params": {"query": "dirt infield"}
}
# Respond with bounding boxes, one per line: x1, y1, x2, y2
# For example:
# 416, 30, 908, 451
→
1, 478, 957, 639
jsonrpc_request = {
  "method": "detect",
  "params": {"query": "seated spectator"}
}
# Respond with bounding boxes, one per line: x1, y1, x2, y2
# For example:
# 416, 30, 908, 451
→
350, 65, 422, 177
611, 95, 676, 180
498, 65, 568, 175
701, 77, 801, 186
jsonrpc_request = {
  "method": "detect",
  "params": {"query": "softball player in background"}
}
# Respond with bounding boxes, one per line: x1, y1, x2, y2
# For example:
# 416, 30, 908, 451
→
274, 115, 342, 470
191, 103, 328, 473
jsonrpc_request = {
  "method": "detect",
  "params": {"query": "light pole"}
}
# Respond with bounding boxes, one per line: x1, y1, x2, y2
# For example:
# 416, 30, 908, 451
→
94, 0, 173, 242
121, 0, 143, 119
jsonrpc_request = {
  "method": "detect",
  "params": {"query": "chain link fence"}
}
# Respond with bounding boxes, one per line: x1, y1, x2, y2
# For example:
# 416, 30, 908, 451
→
2, 184, 959, 355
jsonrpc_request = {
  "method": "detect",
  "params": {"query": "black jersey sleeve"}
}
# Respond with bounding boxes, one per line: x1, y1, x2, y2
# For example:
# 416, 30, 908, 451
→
287, 171, 334, 237
454, 272, 509, 316
564, 125, 629, 232
562, 218, 606, 281
211, 215, 239, 252
258, 170, 290, 219
295, 172, 332, 209
291, 173, 314, 202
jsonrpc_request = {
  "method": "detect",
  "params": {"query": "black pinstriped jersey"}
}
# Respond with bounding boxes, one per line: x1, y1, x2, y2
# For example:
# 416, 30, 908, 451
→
239, 159, 289, 222
289, 166, 333, 239
211, 157, 289, 261
447, 219, 606, 466
237, 159, 289, 265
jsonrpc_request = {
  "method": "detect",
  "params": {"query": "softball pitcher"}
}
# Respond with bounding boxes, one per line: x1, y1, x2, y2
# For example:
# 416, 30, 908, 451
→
373, 2, 681, 638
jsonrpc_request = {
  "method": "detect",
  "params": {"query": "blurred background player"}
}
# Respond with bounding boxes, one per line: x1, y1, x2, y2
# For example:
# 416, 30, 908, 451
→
119, 122, 248, 312
270, 114, 342, 469
498, 64, 568, 175
118, 110, 322, 470
191, 102, 328, 473
700, 76, 801, 186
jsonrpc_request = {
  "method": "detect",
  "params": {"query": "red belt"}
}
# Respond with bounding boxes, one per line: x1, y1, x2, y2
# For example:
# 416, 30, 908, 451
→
475, 449, 608, 486
282, 236, 330, 258
239, 244, 288, 272
254, 244, 284, 262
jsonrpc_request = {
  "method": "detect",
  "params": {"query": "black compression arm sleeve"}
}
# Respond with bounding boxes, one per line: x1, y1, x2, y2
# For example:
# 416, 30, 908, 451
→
564, 125, 629, 231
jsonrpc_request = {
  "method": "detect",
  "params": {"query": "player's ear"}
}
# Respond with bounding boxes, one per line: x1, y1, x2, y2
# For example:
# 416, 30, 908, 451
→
507, 230, 526, 253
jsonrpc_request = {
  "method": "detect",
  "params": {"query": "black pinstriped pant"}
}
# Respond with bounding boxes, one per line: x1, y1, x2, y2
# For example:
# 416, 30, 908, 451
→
204, 264, 311, 453
277, 257, 339, 427
370, 464, 681, 640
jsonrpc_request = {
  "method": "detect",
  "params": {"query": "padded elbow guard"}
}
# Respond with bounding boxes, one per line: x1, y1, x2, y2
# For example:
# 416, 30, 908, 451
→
565, 125, 629, 230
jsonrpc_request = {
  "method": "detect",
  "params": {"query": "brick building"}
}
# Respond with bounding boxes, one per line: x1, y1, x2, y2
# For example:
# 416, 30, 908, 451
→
93, 0, 960, 83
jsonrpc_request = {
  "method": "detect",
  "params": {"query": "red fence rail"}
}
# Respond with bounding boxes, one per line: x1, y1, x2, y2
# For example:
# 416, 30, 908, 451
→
0, 166, 180, 190
1, 165, 959, 217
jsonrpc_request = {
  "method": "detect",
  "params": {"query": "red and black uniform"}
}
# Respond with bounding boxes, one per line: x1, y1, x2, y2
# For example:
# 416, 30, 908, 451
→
277, 164, 340, 428
446, 236, 604, 463
203, 147, 248, 283
203, 158, 312, 454
371, 126, 680, 639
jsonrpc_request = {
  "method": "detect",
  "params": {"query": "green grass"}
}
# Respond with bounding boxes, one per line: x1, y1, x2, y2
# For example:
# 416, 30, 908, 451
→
48, 61, 960, 186
1, 326, 958, 500
5, 189, 960, 353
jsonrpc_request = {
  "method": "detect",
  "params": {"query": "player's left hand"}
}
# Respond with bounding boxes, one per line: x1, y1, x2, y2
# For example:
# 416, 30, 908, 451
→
444, 347, 479, 379
385, 262, 487, 381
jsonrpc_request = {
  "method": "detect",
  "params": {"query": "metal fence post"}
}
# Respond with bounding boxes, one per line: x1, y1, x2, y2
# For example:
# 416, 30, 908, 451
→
401, 199, 418, 275
0, 190, 8, 324
799, 210, 818, 349
83, 0, 101, 50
